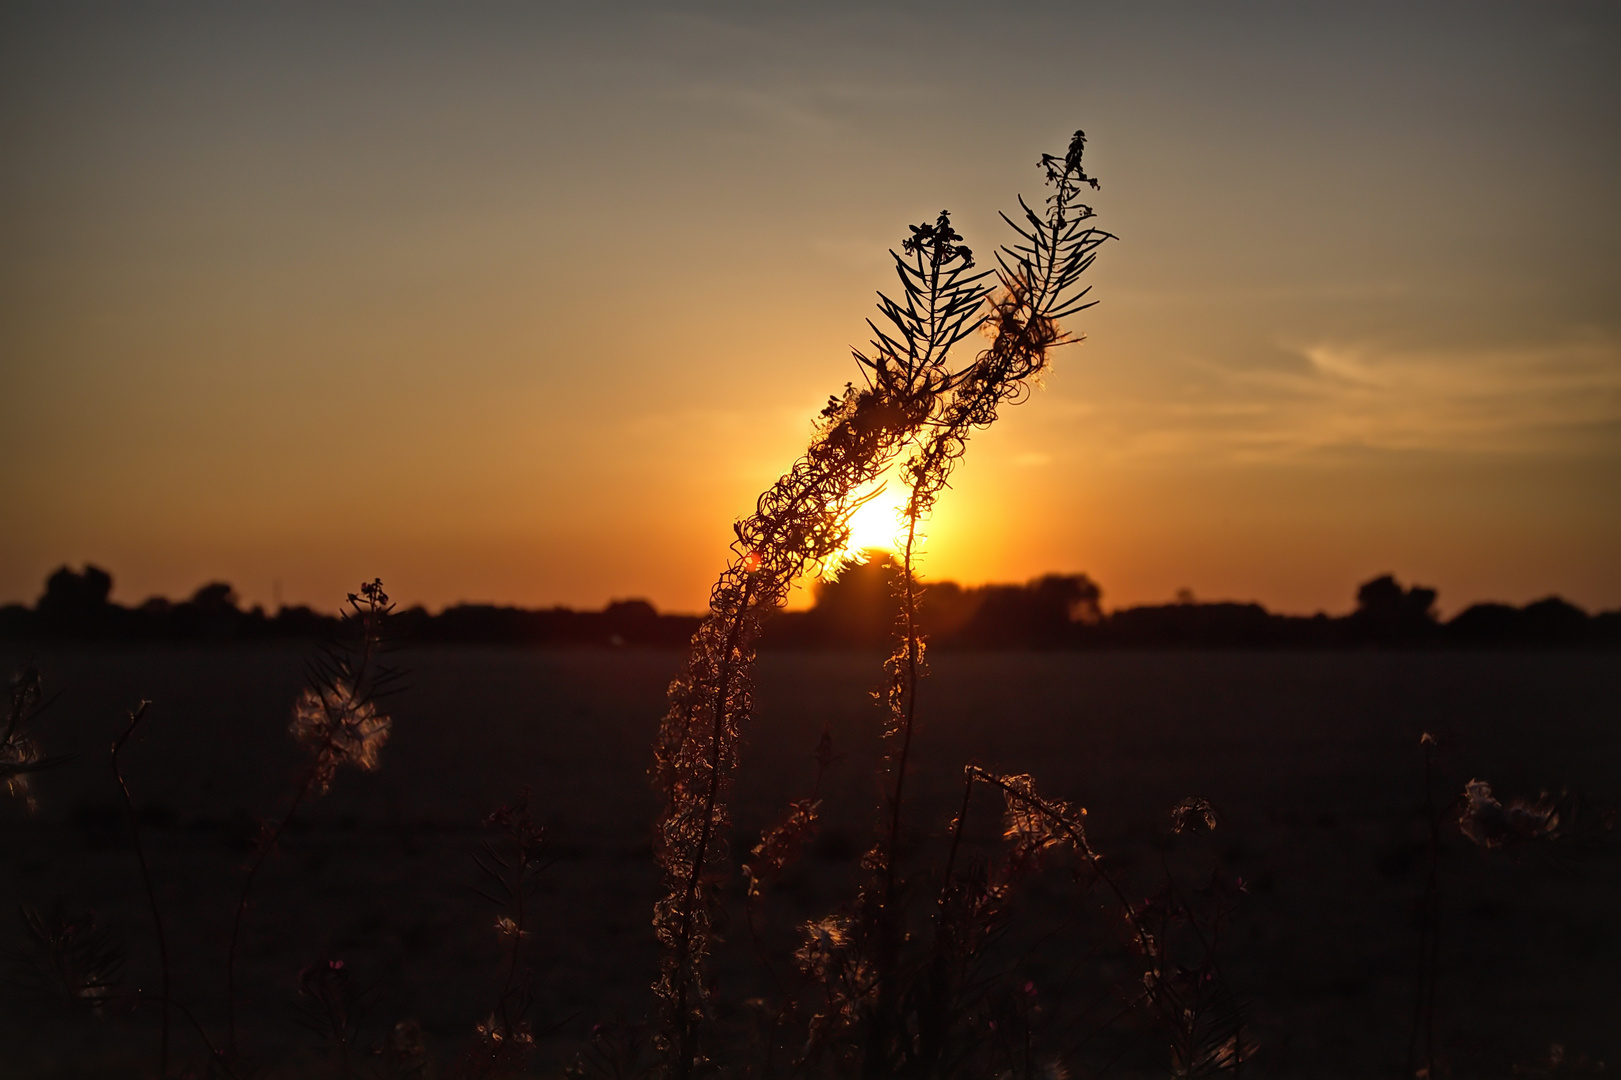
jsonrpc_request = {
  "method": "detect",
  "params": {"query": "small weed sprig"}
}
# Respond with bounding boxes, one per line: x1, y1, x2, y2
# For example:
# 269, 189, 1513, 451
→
112, 700, 173, 1078
225, 579, 402, 1055
1405, 734, 1603, 1080
968, 769, 1249, 1077
295, 958, 368, 1075
457, 791, 549, 1079
4, 898, 125, 1015
2, 665, 72, 812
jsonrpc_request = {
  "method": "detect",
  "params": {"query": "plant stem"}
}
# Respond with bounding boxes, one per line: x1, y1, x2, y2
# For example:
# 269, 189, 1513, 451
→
864, 510, 925, 1079
225, 773, 313, 1054
967, 768, 1149, 947
113, 701, 170, 1079
1408, 737, 1441, 1079
671, 575, 756, 1080
226, 599, 382, 1055
883, 511, 925, 908
497, 838, 527, 1038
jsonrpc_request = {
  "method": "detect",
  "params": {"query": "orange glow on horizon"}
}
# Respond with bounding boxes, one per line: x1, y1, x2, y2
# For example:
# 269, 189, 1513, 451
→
2, 7, 1616, 618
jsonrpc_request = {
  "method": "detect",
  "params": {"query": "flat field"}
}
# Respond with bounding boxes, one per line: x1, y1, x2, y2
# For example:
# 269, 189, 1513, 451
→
1, 645, 1617, 1077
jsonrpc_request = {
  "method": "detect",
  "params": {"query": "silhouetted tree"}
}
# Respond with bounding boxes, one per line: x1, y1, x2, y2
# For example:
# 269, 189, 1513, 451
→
36, 565, 115, 634
1350, 574, 1439, 644
955, 574, 1101, 648
188, 582, 238, 611
1518, 596, 1591, 643
803, 552, 906, 648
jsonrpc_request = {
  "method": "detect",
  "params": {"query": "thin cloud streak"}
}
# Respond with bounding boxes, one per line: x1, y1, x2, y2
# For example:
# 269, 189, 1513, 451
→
1056, 333, 1621, 463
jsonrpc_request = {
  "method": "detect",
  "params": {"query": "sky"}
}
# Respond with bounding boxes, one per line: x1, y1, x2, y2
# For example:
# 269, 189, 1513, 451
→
2, 1, 1618, 616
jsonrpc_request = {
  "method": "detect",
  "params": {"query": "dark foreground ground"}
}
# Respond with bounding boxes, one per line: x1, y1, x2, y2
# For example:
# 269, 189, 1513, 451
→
1, 645, 1617, 1078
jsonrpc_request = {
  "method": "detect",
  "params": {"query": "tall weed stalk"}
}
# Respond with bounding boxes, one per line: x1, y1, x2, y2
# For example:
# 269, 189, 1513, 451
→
225, 579, 402, 1054
856, 133, 1108, 1076
652, 131, 1112, 1079
112, 700, 171, 1078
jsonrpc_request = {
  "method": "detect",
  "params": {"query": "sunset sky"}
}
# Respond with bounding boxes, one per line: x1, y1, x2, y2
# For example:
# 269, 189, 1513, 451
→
3, 2, 1618, 616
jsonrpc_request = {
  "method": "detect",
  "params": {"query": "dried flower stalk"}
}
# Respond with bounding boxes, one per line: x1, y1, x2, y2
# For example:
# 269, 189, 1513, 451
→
225, 579, 401, 1054
852, 132, 1110, 1075
651, 206, 994, 1078
652, 132, 1112, 1079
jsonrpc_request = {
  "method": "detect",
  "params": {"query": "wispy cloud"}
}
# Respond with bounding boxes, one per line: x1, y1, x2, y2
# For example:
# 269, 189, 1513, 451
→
1065, 331, 1621, 463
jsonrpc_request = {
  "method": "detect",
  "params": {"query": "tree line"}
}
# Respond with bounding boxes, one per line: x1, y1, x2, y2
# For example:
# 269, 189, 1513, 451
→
3, 560, 1616, 649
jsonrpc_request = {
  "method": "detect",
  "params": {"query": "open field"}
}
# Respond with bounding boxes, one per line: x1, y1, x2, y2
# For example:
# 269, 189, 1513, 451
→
2, 645, 1618, 1077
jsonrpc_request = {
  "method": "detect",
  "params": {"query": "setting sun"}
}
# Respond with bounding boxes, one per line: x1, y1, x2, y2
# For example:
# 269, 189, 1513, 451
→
840, 478, 916, 561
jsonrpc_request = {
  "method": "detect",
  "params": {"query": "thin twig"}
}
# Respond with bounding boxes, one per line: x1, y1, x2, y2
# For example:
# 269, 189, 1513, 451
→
112, 700, 170, 1079
1408, 734, 1441, 1079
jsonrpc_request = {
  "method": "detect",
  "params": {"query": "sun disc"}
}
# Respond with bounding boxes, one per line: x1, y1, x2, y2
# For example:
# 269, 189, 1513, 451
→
842, 481, 912, 558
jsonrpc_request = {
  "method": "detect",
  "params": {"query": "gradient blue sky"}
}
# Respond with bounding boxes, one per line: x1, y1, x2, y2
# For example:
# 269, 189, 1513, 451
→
3, 2, 1618, 614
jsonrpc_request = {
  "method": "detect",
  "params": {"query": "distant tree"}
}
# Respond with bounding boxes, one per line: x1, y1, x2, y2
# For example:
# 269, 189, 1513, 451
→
1350, 574, 1440, 644
805, 552, 905, 648
1038, 572, 1103, 625
1519, 596, 1590, 643
36, 564, 115, 633
188, 582, 239, 612
956, 574, 1101, 647
1444, 603, 1519, 644
38, 564, 113, 614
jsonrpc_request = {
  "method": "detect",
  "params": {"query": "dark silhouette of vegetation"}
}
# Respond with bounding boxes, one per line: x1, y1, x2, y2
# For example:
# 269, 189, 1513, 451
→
112, 700, 171, 1079
2, 664, 73, 811
225, 578, 403, 1057
650, 131, 1109, 1080
8, 563, 1617, 651
3, 898, 125, 1015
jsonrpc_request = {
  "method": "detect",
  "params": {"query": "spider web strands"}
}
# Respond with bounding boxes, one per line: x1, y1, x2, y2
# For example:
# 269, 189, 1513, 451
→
650, 213, 991, 1080
851, 131, 1111, 1079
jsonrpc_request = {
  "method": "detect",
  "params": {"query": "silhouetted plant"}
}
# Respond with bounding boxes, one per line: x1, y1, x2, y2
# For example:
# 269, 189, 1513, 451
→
112, 700, 174, 1078
854, 132, 1108, 1078
1403, 734, 1613, 1080
651, 130, 1118, 1079
965, 769, 1249, 1078
566, 1015, 658, 1080
226, 578, 403, 1053
4, 897, 125, 1014
649, 199, 1001, 1078
296, 958, 368, 1076
2, 664, 72, 811
456, 791, 549, 1079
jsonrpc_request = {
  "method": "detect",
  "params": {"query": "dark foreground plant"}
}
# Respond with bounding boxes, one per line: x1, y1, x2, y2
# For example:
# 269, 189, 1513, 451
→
1404, 734, 1610, 1080
853, 135, 1107, 1079
649, 205, 999, 1079
226, 578, 403, 1053
457, 791, 550, 1079
2, 664, 72, 812
4, 897, 125, 1015
651, 131, 1114, 1079
113, 700, 172, 1078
